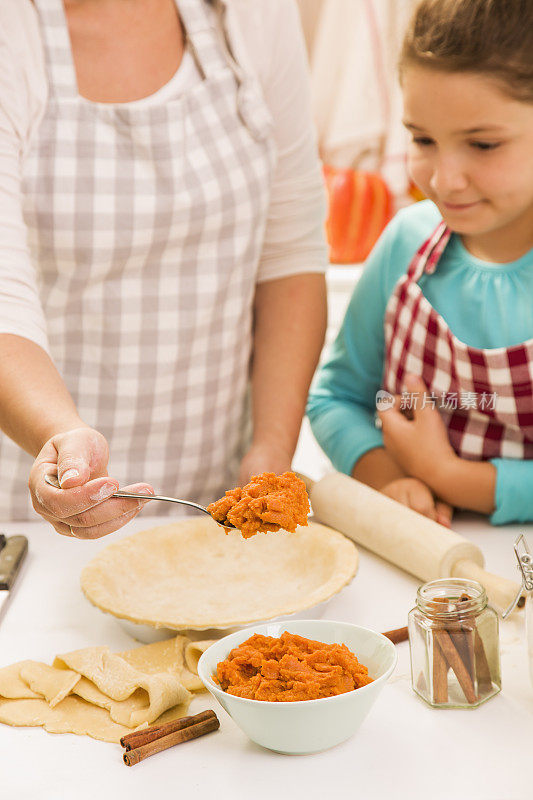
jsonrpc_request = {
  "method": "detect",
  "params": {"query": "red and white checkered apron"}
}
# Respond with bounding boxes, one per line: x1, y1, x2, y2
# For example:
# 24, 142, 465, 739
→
383, 221, 533, 460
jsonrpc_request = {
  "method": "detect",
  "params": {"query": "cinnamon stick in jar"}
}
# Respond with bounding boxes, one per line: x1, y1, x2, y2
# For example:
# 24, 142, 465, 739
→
409, 579, 501, 708
432, 634, 448, 704
474, 629, 493, 693
432, 628, 478, 704
429, 594, 478, 705
447, 593, 475, 679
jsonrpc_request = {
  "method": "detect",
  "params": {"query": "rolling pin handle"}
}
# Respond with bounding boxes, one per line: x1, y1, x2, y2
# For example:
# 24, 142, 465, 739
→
294, 472, 316, 494
452, 558, 522, 616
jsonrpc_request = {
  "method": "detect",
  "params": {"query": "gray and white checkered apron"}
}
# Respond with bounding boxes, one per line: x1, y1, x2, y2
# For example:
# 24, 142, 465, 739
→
383, 221, 533, 460
0, 0, 275, 520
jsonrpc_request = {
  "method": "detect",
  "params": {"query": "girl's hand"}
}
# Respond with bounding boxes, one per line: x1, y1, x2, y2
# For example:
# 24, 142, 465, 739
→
29, 427, 154, 538
381, 477, 453, 527
378, 374, 458, 484
238, 441, 293, 486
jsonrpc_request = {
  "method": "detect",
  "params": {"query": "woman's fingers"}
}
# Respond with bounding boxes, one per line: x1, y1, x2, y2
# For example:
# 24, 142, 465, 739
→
40, 505, 145, 539
32, 471, 119, 519
61, 483, 154, 528
32, 458, 154, 537
29, 427, 157, 538
56, 427, 111, 485
37, 479, 154, 530
68, 506, 145, 539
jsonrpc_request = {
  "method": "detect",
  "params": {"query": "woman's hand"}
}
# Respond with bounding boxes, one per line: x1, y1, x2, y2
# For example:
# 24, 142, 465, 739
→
29, 427, 154, 538
381, 477, 453, 527
378, 374, 458, 484
238, 441, 293, 486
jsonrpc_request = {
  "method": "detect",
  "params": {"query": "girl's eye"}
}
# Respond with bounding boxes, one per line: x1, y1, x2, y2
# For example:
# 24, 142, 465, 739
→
412, 136, 434, 146
470, 141, 501, 151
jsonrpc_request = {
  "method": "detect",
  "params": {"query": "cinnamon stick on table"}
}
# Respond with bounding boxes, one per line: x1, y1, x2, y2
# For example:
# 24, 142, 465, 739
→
123, 714, 220, 767
382, 626, 409, 644
120, 710, 217, 751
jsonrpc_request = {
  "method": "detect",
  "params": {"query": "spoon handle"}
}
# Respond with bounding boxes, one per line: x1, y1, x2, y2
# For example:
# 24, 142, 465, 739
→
43, 472, 234, 527
113, 491, 209, 516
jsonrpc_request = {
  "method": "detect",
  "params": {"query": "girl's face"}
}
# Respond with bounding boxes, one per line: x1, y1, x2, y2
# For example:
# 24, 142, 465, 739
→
402, 66, 533, 260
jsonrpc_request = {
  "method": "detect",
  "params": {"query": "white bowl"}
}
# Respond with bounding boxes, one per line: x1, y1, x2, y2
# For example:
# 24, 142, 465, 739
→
197, 619, 397, 755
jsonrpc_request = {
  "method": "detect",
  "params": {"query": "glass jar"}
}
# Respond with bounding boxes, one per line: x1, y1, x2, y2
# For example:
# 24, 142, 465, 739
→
408, 578, 501, 708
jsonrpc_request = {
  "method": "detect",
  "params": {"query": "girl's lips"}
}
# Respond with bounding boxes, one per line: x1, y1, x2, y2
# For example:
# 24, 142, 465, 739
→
441, 200, 481, 211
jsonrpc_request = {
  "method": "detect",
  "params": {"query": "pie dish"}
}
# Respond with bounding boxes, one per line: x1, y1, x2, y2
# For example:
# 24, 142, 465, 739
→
80, 519, 358, 632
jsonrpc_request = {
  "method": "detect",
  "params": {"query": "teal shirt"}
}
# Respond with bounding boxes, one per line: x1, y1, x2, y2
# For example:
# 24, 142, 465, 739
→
307, 200, 533, 525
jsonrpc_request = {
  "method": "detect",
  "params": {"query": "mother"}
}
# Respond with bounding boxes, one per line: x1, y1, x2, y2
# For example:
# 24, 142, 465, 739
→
0, 0, 327, 537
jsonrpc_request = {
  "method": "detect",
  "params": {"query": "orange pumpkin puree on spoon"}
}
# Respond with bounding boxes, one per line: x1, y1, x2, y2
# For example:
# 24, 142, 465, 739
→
207, 471, 309, 538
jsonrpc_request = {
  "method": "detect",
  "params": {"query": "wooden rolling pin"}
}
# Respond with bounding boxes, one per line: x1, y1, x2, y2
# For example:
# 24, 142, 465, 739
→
300, 471, 520, 614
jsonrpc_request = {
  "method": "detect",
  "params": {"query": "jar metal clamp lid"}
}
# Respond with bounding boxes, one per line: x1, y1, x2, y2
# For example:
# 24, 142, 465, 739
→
502, 534, 533, 619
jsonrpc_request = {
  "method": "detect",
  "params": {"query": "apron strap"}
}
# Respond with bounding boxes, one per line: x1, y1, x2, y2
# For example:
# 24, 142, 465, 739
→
179, 0, 232, 80
32, 0, 79, 101
180, 0, 273, 141
407, 220, 452, 281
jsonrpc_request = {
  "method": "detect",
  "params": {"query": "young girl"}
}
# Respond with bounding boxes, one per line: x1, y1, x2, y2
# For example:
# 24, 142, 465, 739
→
307, 0, 533, 526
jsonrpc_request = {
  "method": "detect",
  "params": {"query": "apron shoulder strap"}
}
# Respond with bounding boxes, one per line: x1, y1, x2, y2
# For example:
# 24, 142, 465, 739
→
407, 221, 452, 282
31, 0, 78, 101
180, 0, 273, 141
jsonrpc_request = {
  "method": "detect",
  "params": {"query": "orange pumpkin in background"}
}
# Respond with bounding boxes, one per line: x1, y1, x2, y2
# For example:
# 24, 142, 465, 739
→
323, 165, 393, 264
408, 180, 426, 203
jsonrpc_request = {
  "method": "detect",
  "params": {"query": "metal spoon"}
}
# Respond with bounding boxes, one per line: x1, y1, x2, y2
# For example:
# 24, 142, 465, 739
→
43, 473, 237, 529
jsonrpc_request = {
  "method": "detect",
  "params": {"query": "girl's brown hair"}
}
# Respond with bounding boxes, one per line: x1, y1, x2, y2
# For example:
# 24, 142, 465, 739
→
400, 0, 533, 102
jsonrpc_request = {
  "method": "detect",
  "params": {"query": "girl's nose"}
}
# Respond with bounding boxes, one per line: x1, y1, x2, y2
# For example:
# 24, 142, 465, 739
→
429, 156, 469, 196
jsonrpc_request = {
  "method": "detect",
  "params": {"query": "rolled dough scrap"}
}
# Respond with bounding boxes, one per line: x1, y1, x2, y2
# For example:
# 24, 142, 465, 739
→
54, 647, 191, 727
185, 640, 217, 675
80, 518, 358, 630
0, 696, 139, 742
119, 634, 207, 692
119, 634, 187, 675
0, 662, 43, 700
20, 662, 80, 708
181, 640, 218, 691
0, 635, 210, 743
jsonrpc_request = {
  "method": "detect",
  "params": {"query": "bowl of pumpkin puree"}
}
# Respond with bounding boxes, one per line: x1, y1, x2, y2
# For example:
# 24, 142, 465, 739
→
197, 619, 397, 755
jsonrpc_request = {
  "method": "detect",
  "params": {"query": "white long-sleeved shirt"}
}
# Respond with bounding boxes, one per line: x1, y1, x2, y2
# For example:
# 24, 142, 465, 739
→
0, 0, 328, 354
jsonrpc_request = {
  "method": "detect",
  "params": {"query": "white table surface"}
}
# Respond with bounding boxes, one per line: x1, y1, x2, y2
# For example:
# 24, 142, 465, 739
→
0, 509, 531, 800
